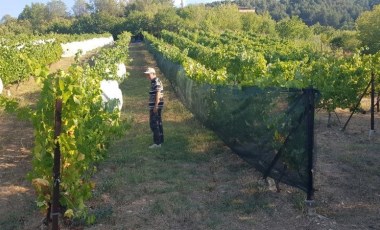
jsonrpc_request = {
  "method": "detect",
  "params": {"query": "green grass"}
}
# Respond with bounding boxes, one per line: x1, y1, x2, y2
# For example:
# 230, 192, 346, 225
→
217, 183, 273, 215
290, 191, 307, 212
0, 41, 314, 230
84, 43, 298, 229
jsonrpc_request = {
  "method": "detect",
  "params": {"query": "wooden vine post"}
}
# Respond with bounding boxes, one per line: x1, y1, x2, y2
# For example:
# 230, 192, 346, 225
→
52, 99, 62, 230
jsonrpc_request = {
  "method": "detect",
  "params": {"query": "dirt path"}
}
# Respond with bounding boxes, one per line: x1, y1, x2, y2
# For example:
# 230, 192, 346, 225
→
0, 110, 36, 229
313, 110, 380, 229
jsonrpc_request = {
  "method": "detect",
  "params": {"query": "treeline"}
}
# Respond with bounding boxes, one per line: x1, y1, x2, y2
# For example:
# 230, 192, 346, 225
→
0, 0, 173, 37
1, 0, 379, 35
1, 0, 380, 54
216, 0, 380, 29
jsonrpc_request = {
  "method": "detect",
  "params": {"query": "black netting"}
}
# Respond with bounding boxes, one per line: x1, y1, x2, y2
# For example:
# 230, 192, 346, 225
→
149, 46, 319, 193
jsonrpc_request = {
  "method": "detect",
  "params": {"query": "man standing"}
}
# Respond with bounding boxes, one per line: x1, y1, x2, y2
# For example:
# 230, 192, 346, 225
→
144, 67, 164, 148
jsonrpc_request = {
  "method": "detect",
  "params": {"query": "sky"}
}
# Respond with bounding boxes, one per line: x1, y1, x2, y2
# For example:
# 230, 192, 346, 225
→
0, 0, 217, 19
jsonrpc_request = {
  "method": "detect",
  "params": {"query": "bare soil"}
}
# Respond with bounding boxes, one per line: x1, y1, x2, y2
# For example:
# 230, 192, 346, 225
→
0, 43, 379, 230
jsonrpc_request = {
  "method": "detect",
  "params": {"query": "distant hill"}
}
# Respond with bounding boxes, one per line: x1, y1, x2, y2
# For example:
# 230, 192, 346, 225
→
206, 0, 380, 29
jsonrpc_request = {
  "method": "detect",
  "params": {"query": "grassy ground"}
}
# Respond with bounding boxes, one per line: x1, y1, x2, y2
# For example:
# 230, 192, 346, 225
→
81, 43, 310, 230
0, 42, 379, 230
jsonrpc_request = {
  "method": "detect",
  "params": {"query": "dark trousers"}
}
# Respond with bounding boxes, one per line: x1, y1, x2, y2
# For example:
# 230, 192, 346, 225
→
149, 109, 164, 145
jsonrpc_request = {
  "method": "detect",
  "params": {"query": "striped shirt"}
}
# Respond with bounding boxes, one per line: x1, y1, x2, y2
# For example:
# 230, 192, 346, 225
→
149, 77, 164, 109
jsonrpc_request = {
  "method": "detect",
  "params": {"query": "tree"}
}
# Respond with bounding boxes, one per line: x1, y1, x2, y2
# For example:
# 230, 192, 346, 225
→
90, 0, 127, 16
241, 11, 276, 35
176, 4, 209, 30
71, 15, 94, 33
258, 12, 277, 35
123, 11, 153, 34
275, 16, 312, 39
46, 0, 68, 19
124, 0, 173, 17
151, 8, 183, 34
331, 31, 361, 53
18, 3, 47, 21
212, 4, 242, 31
269, 3, 288, 21
0, 18, 32, 35
46, 18, 73, 33
71, 12, 123, 34
18, 3, 49, 33
356, 4, 380, 54
235, 0, 378, 28
1, 15, 15, 24
72, 0, 91, 17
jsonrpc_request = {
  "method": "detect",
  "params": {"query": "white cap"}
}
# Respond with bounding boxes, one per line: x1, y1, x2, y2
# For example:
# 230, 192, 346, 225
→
144, 67, 156, 74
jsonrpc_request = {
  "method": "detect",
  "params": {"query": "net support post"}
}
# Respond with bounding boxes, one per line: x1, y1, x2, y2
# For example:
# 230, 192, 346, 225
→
305, 86, 316, 216
305, 87, 315, 215
369, 71, 376, 141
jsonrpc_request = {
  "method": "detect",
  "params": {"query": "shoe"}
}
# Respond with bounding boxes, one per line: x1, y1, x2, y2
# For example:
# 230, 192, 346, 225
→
149, 144, 161, 149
